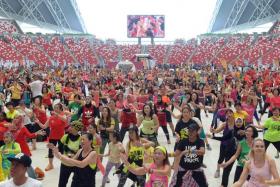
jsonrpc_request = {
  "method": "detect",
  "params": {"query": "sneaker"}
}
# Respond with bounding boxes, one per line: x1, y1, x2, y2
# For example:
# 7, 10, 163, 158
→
206, 144, 212, 151
214, 170, 220, 178
35, 167, 45, 179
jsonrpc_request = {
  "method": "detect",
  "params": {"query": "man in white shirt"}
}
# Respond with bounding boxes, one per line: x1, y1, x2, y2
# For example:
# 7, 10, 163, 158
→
0, 153, 42, 187
16, 101, 32, 126
29, 75, 43, 98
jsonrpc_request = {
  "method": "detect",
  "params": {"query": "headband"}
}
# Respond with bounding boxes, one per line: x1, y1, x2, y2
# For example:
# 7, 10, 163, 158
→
155, 146, 167, 155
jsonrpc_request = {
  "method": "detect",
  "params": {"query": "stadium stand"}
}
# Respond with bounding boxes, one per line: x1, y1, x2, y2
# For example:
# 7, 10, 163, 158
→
7, 35, 51, 65
0, 19, 22, 34
65, 37, 98, 65
0, 19, 280, 67
119, 44, 141, 61
35, 35, 75, 65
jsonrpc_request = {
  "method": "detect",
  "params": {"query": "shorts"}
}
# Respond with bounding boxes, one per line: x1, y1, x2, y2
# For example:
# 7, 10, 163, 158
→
25, 123, 41, 133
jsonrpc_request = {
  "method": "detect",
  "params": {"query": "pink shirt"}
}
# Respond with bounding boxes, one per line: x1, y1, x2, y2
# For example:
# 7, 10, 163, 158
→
146, 163, 169, 187
242, 103, 255, 123
245, 159, 271, 187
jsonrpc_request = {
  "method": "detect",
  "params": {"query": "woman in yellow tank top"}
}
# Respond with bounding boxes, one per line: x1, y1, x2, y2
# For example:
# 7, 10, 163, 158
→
49, 133, 97, 187
137, 104, 159, 145
117, 125, 154, 187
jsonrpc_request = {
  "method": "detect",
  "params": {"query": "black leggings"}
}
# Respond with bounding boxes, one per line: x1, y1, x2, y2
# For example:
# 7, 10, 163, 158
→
234, 166, 243, 183
48, 139, 63, 158
264, 140, 280, 152
160, 125, 170, 141
117, 171, 145, 187
217, 143, 227, 164
218, 144, 236, 187
119, 126, 130, 142
59, 163, 76, 187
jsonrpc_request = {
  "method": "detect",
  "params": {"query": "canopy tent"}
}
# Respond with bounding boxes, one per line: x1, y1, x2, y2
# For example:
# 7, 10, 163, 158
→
116, 60, 136, 72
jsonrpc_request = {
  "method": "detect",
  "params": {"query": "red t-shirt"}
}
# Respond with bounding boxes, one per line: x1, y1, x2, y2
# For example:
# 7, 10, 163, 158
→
33, 107, 47, 124
42, 93, 52, 106
120, 111, 137, 128
269, 96, 280, 111
15, 127, 36, 156
155, 103, 167, 126
137, 95, 149, 104
63, 87, 73, 100
108, 89, 117, 98
0, 121, 8, 141
137, 95, 149, 110
49, 115, 66, 140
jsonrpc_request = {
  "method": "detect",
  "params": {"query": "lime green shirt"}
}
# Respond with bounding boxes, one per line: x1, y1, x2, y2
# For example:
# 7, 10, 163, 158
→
264, 117, 280, 142
60, 134, 81, 166
237, 140, 250, 167
141, 118, 156, 135
60, 134, 81, 155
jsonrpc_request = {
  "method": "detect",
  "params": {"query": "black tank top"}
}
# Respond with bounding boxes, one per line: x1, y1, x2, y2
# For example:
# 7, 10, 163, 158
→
71, 149, 96, 187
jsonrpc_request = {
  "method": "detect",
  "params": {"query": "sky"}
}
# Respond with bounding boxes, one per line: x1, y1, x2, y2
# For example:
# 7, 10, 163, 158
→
77, 0, 218, 42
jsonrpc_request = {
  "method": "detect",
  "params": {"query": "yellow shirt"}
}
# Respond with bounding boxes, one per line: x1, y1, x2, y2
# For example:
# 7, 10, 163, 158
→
144, 146, 154, 164
55, 83, 62, 93
9, 85, 21, 100
234, 111, 248, 124
6, 110, 19, 120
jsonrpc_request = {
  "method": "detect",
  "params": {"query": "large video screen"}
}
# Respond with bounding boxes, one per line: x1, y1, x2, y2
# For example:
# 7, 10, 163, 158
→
127, 15, 165, 38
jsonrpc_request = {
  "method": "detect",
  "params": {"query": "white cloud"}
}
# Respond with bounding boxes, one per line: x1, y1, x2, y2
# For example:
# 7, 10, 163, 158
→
77, 0, 217, 41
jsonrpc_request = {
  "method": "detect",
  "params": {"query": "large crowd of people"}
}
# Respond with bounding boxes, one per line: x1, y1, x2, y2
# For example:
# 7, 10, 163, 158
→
0, 63, 279, 187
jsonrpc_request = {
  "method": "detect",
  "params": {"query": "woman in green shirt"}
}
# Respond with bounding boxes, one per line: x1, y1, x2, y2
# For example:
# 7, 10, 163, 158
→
220, 125, 258, 183
256, 107, 280, 153
263, 107, 280, 151
68, 94, 82, 122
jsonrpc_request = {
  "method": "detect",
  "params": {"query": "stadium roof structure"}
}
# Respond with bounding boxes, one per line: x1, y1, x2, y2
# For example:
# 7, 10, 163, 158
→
208, 0, 280, 33
0, 0, 86, 33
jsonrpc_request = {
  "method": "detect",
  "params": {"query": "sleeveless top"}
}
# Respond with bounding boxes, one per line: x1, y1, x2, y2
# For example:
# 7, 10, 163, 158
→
141, 117, 156, 135
71, 149, 97, 187
246, 159, 271, 187
123, 143, 145, 173
108, 142, 121, 163
146, 163, 169, 187
221, 122, 235, 146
